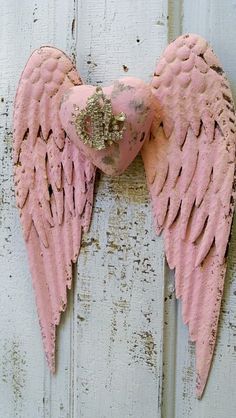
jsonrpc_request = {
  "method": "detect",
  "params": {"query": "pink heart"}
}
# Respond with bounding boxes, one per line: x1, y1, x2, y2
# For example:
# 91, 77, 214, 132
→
59, 77, 156, 175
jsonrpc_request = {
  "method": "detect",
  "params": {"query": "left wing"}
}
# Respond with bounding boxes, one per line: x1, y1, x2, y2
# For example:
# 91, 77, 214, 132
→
142, 34, 236, 398
13, 47, 96, 371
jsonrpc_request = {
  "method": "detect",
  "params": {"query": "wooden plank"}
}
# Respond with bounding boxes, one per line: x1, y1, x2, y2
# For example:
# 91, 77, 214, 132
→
160, 4, 183, 417
174, 1, 236, 416
182, 0, 236, 97
75, 160, 165, 418
0, 1, 78, 417
77, 0, 168, 84
74, 1, 169, 416
161, 266, 177, 418
0, 1, 170, 417
168, 0, 183, 41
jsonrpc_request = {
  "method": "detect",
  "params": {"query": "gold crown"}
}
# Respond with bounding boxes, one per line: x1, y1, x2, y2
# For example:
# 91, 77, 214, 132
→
73, 87, 126, 150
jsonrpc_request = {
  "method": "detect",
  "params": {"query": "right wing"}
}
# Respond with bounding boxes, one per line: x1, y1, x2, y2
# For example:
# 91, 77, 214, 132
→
13, 47, 96, 371
142, 34, 236, 397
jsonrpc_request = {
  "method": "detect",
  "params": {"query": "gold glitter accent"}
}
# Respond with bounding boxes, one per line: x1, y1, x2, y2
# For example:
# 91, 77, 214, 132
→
73, 87, 126, 150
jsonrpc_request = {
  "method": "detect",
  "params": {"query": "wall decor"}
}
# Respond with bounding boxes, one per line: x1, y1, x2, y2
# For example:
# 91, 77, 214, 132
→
13, 33, 236, 398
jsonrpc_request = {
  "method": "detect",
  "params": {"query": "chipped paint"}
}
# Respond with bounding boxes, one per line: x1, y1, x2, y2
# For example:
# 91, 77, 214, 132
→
130, 330, 158, 372
1, 339, 27, 416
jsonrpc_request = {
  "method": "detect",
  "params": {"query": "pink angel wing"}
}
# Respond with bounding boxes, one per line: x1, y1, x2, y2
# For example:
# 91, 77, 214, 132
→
13, 47, 96, 371
142, 34, 236, 398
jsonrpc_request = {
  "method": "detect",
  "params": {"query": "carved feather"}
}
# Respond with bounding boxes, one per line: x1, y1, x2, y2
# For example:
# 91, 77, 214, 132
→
13, 47, 96, 371
142, 34, 236, 398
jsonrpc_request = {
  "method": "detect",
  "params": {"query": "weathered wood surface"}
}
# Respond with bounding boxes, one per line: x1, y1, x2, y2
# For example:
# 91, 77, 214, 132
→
0, 1, 236, 417
173, 2, 236, 417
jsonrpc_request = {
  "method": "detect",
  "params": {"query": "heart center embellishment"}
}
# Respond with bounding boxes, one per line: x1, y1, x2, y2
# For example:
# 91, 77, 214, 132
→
59, 77, 156, 175
74, 86, 126, 150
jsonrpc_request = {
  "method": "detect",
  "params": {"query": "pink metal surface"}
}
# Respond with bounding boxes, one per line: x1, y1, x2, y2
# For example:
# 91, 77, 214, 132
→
60, 79, 156, 176
142, 34, 236, 397
13, 47, 96, 371
13, 34, 236, 399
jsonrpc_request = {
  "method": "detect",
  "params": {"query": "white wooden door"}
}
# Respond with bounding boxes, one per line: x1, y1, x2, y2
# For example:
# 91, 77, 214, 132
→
0, 1, 236, 417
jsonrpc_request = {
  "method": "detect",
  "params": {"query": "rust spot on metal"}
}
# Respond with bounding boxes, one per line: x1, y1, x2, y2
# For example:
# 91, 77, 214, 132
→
102, 156, 115, 165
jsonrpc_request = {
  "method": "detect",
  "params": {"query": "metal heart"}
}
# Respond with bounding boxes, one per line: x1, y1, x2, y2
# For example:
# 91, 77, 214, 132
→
59, 77, 156, 175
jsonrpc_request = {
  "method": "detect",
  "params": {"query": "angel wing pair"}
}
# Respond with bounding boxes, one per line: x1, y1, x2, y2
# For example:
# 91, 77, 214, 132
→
13, 34, 236, 398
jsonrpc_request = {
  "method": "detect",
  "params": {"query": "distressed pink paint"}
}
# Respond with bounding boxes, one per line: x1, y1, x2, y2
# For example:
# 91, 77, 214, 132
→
60, 78, 156, 176
142, 34, 236, 398
13, 47, 96, 371
13, 34, 236, 399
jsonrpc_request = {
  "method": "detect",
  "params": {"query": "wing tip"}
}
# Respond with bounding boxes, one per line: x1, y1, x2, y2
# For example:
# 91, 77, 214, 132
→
196, 384, 204, 400
48, 356, 56, 374
195, 369, 209, 400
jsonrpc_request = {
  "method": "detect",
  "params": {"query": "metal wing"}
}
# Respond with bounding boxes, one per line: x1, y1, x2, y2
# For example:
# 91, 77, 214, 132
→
13, 47, 96, 371
142, 34, 236, 398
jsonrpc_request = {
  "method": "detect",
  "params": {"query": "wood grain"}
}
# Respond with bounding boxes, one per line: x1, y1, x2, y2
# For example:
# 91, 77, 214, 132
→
0, 1, 79, 417
174, 1, 236, 416
74, 2, 168, 416
0, 1, 167, 417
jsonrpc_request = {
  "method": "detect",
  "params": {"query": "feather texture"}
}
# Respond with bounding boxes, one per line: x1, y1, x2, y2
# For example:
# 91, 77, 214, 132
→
142, 34, 236, 398
13, 47, 96, 371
